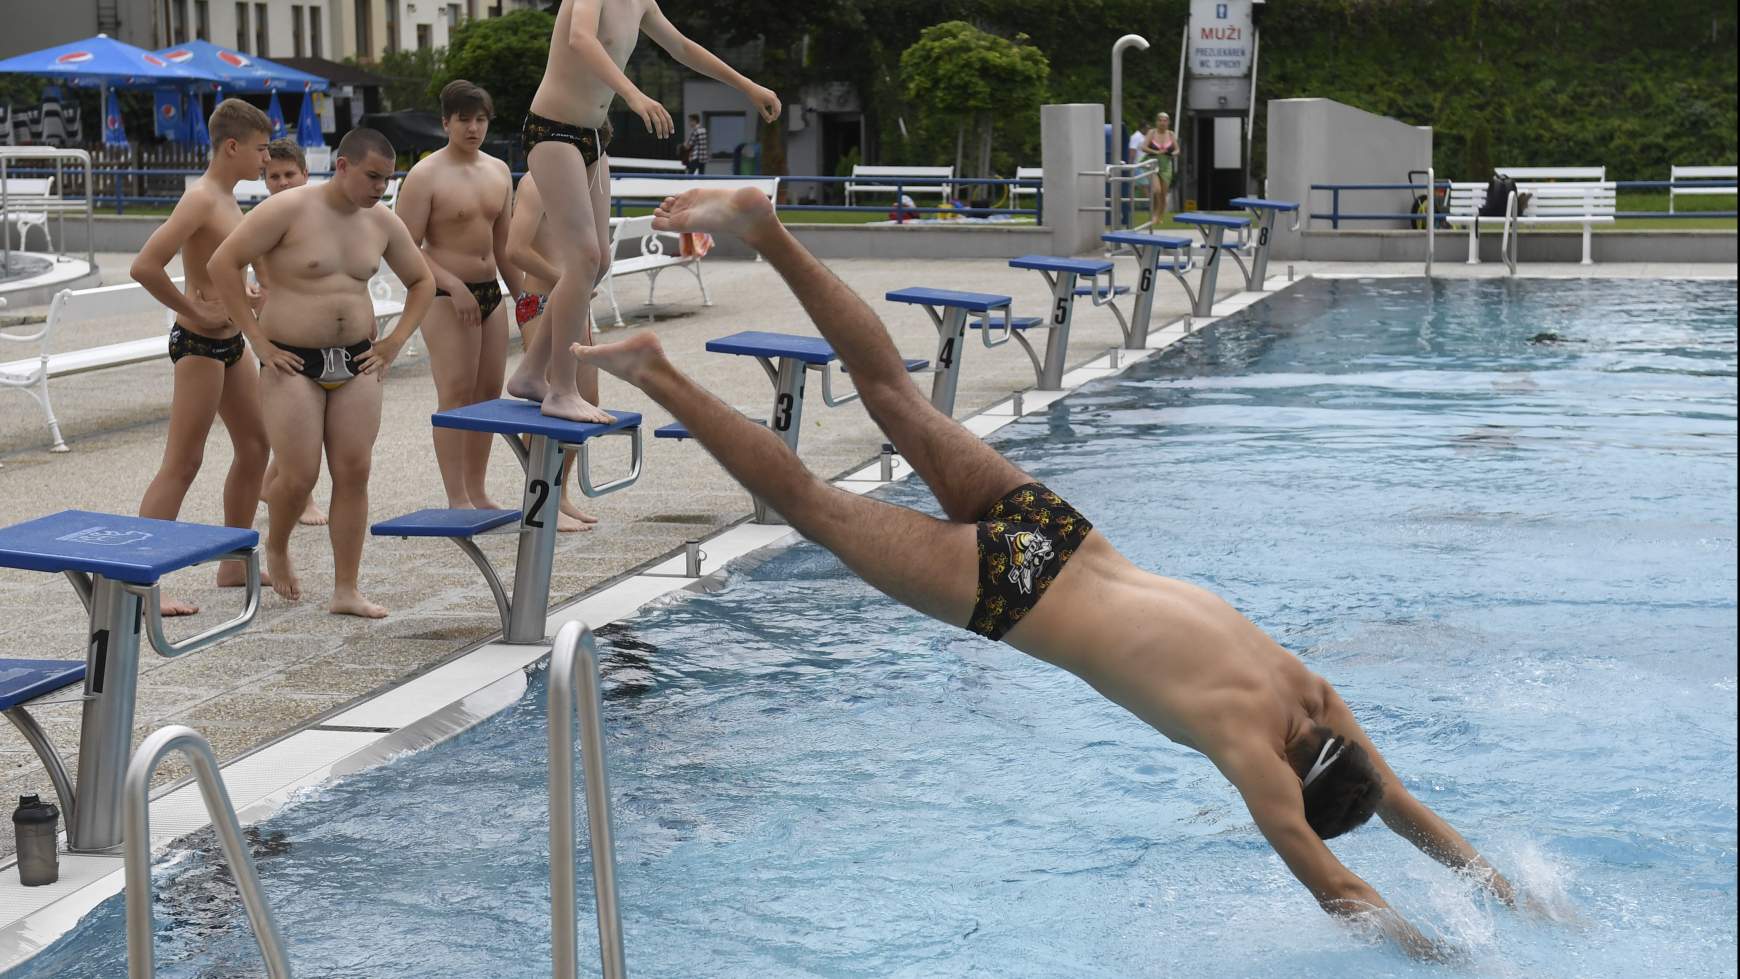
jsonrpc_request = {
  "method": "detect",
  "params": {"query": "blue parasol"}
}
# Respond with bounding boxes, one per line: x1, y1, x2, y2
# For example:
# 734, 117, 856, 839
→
153, 39, 328, 93
266, 92, 286, 139
102, 88, 128, 147
190, 95, 210, 146
297, 90, 323, 148
0, 34, 217, 87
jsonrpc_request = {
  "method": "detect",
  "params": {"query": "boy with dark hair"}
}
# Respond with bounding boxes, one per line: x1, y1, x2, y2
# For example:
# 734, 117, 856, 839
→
396, 79, 521, 509
129, 97, 275, 616
264, 138, 307, 195
208, 127, 436, 618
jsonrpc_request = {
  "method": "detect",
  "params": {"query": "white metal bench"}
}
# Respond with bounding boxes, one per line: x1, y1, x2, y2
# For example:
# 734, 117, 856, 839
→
2, 275, 408, 451
1444, 168, 1615, 266
599, 215, 709, 327
3, 176, 83, 251
1009, 166, 1042, 204
1668, 164, 1737, 213
844, 165, 955, 207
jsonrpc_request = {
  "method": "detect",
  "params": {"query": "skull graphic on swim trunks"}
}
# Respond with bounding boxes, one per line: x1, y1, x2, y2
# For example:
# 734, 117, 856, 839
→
1002, 529, 1055, 595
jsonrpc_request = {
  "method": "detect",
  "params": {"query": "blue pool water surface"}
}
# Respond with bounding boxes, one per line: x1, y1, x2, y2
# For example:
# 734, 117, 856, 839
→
11, 277, 1735, 978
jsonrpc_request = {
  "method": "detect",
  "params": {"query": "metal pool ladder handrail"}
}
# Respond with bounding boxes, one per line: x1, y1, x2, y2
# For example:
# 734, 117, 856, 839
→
124, 725, 291, 979
549, 621, 627, 979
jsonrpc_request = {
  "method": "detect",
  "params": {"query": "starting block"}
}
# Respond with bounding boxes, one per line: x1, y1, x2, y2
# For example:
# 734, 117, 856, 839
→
1172, 213, 1250, 316
1227, 197, 1300, 290
884, 287, 1014, 416
1101, 231, 1196, 346
0, 510, 260, 852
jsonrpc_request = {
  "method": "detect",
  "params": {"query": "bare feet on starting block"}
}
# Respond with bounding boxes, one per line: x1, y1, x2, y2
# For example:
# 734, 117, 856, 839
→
504, 367, 549, 403
330, 587, 388, 619
472, 496, 507, 511
653, 187, 775, 240
160, 595, 199, 617
559, 497, 599, 533
571, 332, 666, 386
540, 391, 614, 425
266, 545, 301, 602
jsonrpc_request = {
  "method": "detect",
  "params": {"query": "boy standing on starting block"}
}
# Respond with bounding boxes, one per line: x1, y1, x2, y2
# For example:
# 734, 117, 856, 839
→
129, 98, 275, 617
259, 138, 330, 527
208, 127, 436, 618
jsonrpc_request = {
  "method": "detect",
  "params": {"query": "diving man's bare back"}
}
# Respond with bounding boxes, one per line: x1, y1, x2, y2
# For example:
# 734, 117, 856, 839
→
575, 188, 1531, 961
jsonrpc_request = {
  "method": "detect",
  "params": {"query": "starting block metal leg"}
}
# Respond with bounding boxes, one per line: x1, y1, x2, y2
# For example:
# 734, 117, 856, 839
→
755, 356, 808, 525
1127, 245, 1162, 348
927, 307, 970, 417
1193, 229, 1225, 317
1038, 271, 1079, 390
505, 434, 564, 644
68, 576, 146, 852
1248, 209, 1278, 288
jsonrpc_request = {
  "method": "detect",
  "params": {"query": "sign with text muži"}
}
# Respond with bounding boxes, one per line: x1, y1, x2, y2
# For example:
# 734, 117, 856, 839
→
1188, 0, 1254, 77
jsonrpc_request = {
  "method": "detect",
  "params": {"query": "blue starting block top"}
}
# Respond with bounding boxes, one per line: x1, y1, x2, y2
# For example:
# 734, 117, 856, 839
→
885, 287, 1012, 312
1174, 213, 1250, 229
371, 508, 523, 538
970, 316, 1043, 331
1073, 285, 1131, 298
1009, 255, 1113, 276
1101, 230, 1194, 249
433, 398, 641, 443
0, 510, 258, 585
1229, 197, 1300, 212
0, 659, 87, 711
654, 422, 691, 440
706, 331, 837, 365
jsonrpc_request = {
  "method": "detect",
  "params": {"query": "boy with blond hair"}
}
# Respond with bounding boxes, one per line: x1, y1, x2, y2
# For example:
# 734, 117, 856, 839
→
129, 98, 275, 616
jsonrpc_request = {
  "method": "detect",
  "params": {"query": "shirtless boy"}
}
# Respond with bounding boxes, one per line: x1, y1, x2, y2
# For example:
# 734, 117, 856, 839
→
577, 189, 1531, 960
259, 138, 330, 526
507, 172, 597, 532
208, 128, 436, 618
396, 80, 521, 509
516, 0, 779, 423
129, 98, 274, 617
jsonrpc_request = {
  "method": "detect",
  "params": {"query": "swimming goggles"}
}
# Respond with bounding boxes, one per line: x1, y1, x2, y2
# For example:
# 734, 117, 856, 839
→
1302, 737, 1348, 789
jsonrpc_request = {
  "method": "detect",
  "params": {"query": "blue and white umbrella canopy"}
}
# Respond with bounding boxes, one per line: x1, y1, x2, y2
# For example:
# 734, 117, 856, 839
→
153, 40, 328, 92
297, 91, 323, 148
0, 34, 217, 87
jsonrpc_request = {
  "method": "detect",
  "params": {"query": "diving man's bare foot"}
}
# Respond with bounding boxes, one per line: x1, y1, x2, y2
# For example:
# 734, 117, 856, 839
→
298, 500, 329, 526
505, 364, 549, 402
652, 187, 776, 240
265, 545, 301, 601
330, 587, 388, 619
160, 596, 199, 617
570, 333, 668, 387
540, 391, 614, 425
216, 559, 272, 588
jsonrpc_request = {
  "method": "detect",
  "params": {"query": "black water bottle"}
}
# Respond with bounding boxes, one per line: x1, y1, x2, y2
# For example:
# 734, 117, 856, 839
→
12, 794, 60, 886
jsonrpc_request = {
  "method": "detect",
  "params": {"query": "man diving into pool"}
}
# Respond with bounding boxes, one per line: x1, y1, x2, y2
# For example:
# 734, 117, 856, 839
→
574, 187, 1523, 961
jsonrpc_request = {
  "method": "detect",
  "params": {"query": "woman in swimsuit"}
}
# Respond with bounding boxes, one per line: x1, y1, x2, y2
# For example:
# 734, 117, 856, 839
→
1147, 112, 1181, 224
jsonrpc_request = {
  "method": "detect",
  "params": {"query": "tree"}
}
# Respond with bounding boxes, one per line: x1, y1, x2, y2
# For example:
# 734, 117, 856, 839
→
433, 8, 556, 130
899, 21, 1048, 180
376, 47, 445, 112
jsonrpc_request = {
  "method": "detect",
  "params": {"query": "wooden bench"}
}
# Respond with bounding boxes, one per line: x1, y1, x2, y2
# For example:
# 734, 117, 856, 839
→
1669, 165, 1737, 213
844, 165, 955, 208
2, 276, 408, 451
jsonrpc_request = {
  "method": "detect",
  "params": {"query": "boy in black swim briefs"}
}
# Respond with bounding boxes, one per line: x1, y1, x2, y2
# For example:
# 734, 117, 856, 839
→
127, 98, 277, 617
208, 127, 435, 620
395, 80, 522, 510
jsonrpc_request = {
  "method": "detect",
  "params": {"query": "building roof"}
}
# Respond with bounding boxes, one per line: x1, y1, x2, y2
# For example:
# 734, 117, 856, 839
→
271, 57, 390, 88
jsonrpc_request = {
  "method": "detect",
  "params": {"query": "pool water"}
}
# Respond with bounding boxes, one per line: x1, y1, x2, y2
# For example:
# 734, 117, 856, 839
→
10, 277, 1735, 978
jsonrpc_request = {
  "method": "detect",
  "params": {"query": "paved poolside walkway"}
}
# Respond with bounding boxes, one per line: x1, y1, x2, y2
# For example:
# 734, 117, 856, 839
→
1, 248, 1255, 857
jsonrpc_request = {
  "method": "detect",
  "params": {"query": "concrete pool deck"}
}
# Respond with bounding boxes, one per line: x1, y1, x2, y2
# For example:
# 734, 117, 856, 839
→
2, 257, 1733, 853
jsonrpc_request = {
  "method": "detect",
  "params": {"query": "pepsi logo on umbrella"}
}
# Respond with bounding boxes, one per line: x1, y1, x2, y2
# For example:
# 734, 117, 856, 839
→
55, 51, 94, 64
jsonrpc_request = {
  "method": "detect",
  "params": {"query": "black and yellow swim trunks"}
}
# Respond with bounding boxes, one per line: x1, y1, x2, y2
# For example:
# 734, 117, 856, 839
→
168, 324, 246, 368
435, 279, 504, 320
521, 112, 613, 167
968, 482, 1093, 641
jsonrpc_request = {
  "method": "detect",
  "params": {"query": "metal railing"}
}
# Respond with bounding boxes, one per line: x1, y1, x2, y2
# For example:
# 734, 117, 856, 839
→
549, 621, 626, 979
1309, 178, 1737, 228
124, 725, 291, 979
0, 165, 1045, 223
